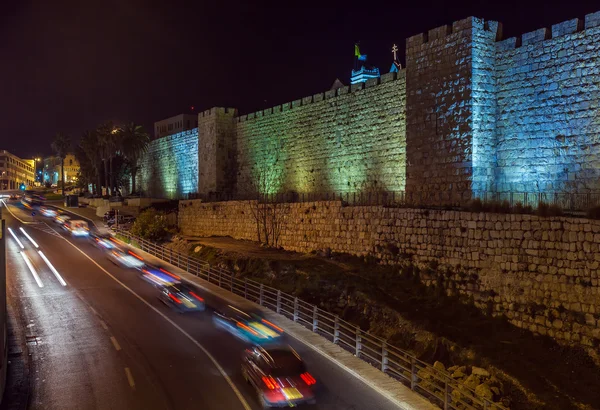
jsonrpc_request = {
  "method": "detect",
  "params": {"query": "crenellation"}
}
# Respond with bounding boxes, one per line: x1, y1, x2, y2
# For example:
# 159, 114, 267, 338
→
291, 99, 302, 108
521, 27, 550, 46
302, 96, 313, 105
337, 86, 350, 95
313, 92, 324, 102
380, 71, 398, 83
585, 11, 600, 29
428, 24, 451, 42
350, 82, 364, 92
552, 18, 583, 37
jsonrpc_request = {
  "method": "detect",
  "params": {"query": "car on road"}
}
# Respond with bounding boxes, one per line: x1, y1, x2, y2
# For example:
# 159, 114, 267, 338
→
8, 194, 18, 200
40, 206, 58, 218
90, 234, 118, 250
64, 220, 90, 236
158, 282, 205, 312
54, 214, 71, 226
107, 248, 145, 269
213, 304, 284, 345
242, 344, 316, 408
139, 265, 181, 287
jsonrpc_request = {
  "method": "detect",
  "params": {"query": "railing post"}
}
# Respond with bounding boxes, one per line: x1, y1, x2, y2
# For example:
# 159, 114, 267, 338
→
293, 297, 299, 322
355, 326, 362, 357
381, 342, 388, 373
312, 306, 318, 332
218, 270, 222, 287
186, 258, 189, 272
410, 358, 417, 390
230, 275, 233, 292
207, 268, 211, 283
333, 316, 340, 344
276, 290, 281, 314
444, 379, 449, 410
244, 278, 248, 299
259, 284, 264, 306
177, 252, 180, 267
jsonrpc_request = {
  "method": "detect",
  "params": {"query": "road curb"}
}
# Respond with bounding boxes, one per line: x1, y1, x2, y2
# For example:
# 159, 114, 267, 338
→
119, 239, 438, 410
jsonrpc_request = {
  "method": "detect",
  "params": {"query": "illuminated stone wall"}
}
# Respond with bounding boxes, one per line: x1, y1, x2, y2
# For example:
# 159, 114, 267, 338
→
405, 18, 501, 199
179, 199, 600, 350
495, 12, 600, 193
233, 72, 406, 195
136, 129, 198, 199
139, 10, 600, 200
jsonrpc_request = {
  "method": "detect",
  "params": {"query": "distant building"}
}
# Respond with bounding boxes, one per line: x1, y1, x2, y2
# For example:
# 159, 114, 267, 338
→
351, 44, 380, 85
0, 150, 35, 190
43, 153, 80, 185
154, 114, 198, 139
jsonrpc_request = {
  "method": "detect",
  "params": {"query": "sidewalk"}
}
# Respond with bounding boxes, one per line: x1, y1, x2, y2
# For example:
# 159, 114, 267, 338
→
122, 237, 438, 410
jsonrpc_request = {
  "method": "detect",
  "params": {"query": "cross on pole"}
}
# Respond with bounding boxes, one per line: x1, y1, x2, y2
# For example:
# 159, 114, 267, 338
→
392, 44, 398, 61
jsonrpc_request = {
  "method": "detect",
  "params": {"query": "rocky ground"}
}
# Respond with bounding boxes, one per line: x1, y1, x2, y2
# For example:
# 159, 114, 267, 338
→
166, 235, 600, 410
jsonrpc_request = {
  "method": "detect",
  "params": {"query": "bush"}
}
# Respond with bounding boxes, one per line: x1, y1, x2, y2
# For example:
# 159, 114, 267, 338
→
130, 208, 168, 241
537, 202, 563, 217
586, 206, 600, 220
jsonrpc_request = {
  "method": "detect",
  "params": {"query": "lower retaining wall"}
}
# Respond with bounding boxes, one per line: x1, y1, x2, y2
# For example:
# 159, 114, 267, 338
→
178, 200, 600, 349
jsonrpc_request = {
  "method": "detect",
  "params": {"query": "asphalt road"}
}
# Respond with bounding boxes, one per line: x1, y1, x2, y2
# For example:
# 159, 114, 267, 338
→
1, 200, 400, 410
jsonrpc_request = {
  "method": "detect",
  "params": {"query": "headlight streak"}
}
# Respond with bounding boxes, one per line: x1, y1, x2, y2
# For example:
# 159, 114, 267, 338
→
38, 251, 67, 286
19, 227, 39, 248
7, 227, 24, 249
20, 251, 44, 288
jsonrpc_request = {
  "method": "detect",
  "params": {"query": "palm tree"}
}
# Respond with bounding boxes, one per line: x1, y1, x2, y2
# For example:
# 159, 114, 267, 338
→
120, 122, 150, 195
97, 122, 118, 196
79, 130, 103, 195
50, 133, 71, 197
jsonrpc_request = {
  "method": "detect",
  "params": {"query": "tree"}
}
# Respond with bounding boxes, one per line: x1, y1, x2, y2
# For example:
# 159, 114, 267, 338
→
97, 122, 118, 196
120, 122, 150, 195
247, 148, 288, 247
50, 133, 71, 197
79, 130, 103, 195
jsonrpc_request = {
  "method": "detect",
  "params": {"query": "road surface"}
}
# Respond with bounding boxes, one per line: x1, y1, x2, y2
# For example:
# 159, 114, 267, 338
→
2, 199, 400, 410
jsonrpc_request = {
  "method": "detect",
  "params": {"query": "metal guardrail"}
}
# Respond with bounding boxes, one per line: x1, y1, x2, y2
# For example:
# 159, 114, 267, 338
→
114, 228, 507, 410
185, 190, 600, 212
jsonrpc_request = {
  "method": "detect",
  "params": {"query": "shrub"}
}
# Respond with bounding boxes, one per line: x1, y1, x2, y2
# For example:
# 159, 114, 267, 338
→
537, 202, 563, 217
586, 206, 600, 220
467, 198, 483, 212
130, 208, 168, 241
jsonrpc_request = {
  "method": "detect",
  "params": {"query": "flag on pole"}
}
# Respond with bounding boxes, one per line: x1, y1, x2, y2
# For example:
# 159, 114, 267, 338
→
355, 44, 367, 61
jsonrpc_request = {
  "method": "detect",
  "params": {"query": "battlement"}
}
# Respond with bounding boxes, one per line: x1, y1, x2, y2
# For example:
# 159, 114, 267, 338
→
406, 17, 501, 48
495, 11, 600, 51
236, 70, 405, 123
199, 107, 238, 118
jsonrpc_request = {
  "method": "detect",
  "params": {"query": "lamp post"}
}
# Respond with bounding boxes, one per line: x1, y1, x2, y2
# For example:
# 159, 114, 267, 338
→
34, 158, 41, 186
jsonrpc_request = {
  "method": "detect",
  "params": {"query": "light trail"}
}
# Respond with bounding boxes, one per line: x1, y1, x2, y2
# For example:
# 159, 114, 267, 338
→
7, 227, 24, 249
38, 251, 67, 286
20, 251, 43, 288
19, 227, 39, 248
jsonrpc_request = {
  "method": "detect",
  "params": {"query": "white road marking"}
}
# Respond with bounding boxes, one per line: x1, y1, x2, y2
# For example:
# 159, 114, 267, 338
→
20, 251, 43, 288
124, 368, 135, 389
7, 228, 24, 249
57, 236, 252, 410
37, 251, 67, 286
1, 199, 38, 224
19, 227, 39, 248
110, 336, 122, 351
100, 320, 109, 330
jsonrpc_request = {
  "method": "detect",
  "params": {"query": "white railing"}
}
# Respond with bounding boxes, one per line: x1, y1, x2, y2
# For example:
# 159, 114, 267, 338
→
115, 228, 507, 410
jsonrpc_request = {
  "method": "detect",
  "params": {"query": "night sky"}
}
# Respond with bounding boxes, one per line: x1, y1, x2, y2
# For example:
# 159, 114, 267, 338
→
2, 0, 598, 158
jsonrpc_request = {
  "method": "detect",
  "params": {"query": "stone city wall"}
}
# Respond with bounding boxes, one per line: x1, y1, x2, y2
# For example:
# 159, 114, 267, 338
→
179, 199, 600, 349
137, 129, 198, 199
495, 12, 600, 193
234, 72, 406, 195
140, 10, 600, 201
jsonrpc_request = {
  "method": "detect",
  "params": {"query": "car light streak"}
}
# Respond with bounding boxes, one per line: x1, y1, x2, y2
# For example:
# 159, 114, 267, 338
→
128, 250, 143, 260
189, 291, 204, 302
38, 251, 67, 286
19, 227, 39, 248
262, 319, 284, 333
20, 251, 43, 288
7, 227, 24, 249
159, 268, 180, 280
